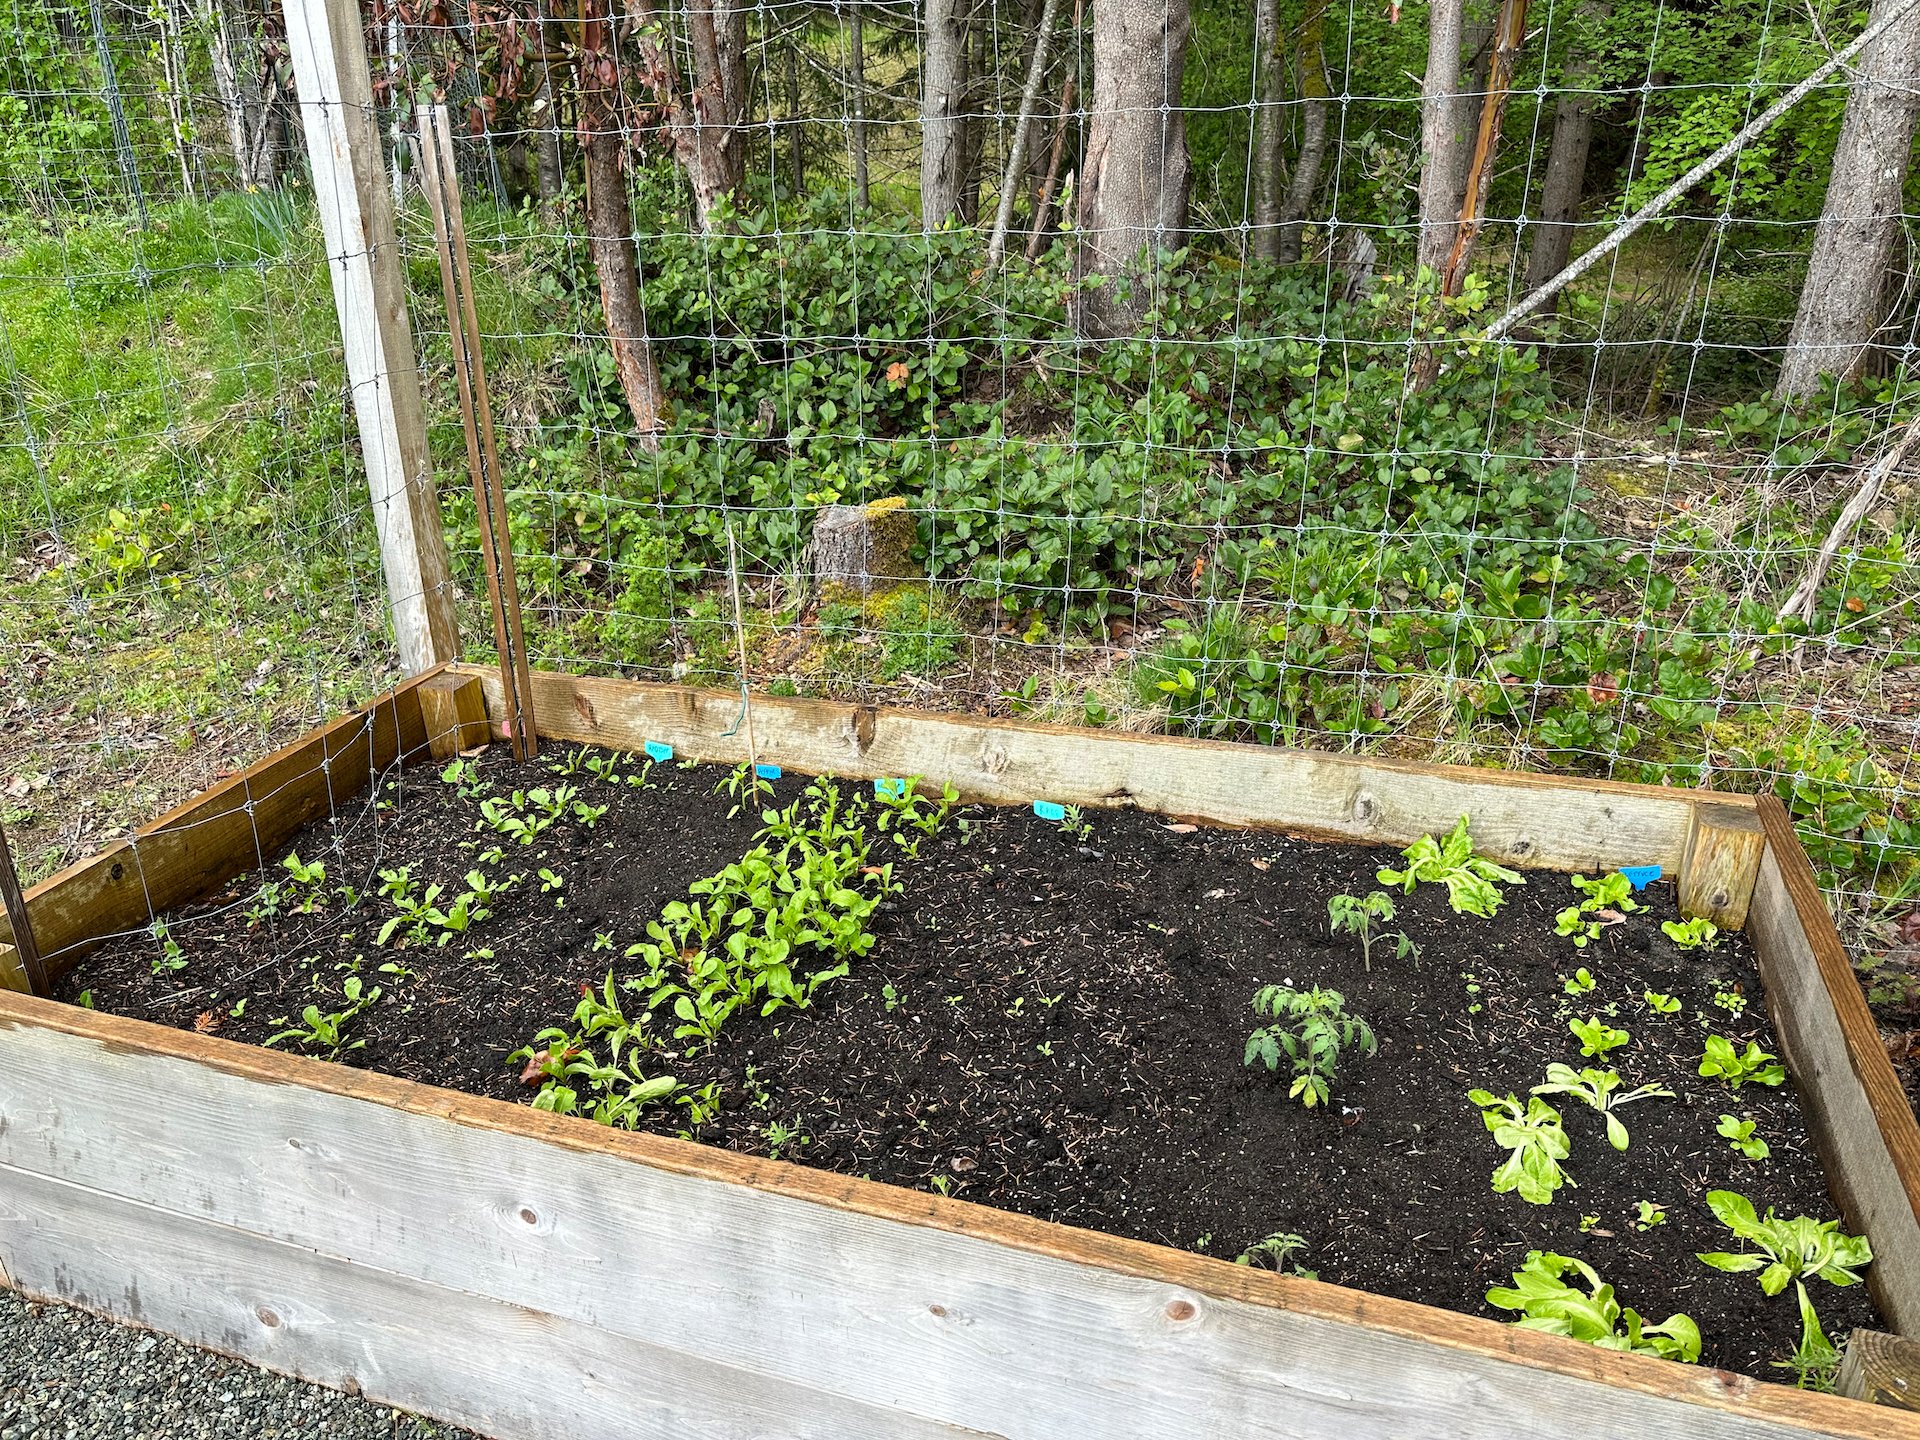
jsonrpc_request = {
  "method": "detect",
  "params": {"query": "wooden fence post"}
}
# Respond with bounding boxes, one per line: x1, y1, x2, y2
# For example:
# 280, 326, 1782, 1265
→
283, 0, 459, 674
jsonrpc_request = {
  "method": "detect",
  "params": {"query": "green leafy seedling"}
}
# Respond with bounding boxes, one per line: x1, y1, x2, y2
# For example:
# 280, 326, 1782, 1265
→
1696, 1190, 1871, 1299
1643, 989, 1681, 1015
1487, 1252, 1699, 1362
1326, 890, 1418, 971
1470, 1090, 1573, 1205
1662, 916, 1721, 950
1570, 1016, 1630, 1058
1562, 967, 1596, 996
1377, 814, 1524, 918
1244, 984, 1376, 1108
1531, 1063, 1673, 1150
1235, 1231, 1317, 1278
1717, 1114, 1771, 1160
1699, 1035, 1785, 1089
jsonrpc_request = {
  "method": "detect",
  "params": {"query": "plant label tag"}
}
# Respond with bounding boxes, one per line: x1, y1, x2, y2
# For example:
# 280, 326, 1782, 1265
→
874, 777, 907, 799
1620, 865, 1662, 890
755, 763, 782, 780
643, 741, 673, 763
1032, 800, 1066, 822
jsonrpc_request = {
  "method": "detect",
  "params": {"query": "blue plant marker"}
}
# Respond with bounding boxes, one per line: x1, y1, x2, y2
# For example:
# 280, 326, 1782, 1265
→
755, 762, 782, 780
1033, 800, 1066, 822
643, 740, 673, 763
1620, 864, 1662, 891
874, 777, 907, 799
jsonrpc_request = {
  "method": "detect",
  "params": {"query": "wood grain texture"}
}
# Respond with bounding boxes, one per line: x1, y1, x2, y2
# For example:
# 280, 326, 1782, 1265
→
1837, 1329, 1920, 1410
0, 1166, 982, 1440
1748, 797, 1920, 1332
0, 674, 433, 991
1680, 802, 1767, 929
417, 671, 490, 761
464, 665, 1752, 881
0, 993, 1910, 1440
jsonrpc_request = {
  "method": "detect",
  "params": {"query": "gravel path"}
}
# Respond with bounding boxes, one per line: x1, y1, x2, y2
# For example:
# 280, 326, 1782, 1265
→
0, 1290, 479, 1439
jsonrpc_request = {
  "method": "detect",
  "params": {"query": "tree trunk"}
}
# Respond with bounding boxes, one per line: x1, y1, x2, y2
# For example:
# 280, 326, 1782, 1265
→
987, 0, 1064, 265
534, 69, 565, 201
1439, 0, 1528, 296
1521, 0, 1607, 310
1250, 0, 1284, 261
681, 0, 750, 230
1777, 0, 1920, 399
206, 0, 268, 188
921, 0, 971, 227
577, 0, 667, 444
1073, 0, 1190, 338
849, 1, 870, 208
1416, 0, 1469, 288
785, 29, 806, 197
1275, 0, 1330, 265
1025, 0, 1083, 260
958, 5, 989, 223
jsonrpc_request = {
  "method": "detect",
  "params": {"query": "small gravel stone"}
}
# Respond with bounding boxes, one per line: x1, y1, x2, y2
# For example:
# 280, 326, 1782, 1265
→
0, 1290, 476, 1439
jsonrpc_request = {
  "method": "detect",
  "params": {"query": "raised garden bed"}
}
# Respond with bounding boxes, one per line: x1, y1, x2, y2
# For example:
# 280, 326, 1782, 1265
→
4, 663, 1920, 1439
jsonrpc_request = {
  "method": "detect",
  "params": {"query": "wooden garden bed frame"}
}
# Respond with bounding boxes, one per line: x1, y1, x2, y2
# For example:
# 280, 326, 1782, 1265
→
4, 661, 1920, 1438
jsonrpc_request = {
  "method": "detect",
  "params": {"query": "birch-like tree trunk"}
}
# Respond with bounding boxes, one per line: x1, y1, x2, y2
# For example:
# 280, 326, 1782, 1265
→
1439, 0, 1528, 296
206, 0, 270, 189
987, 0, 1064, 265
1250, 0, 1285, 261
1777, 0, 1920, 399
1416, 0, 1469, 287
1025, 0, 1083, 260
921, 0, 971, 227
1275, 0, 1330, 265
578, 0, 667, 444
1521, 0, 1607, 307
1073, 0, 1191, 338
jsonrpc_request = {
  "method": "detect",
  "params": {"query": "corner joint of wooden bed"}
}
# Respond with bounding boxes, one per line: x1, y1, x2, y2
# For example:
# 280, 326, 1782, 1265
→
1839, 1329, 1920, 1412
1680, 801, 1766, 931
418, 671, 493, 761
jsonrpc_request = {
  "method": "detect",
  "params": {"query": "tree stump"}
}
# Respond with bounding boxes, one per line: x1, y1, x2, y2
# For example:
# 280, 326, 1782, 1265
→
811, 497, 917, 598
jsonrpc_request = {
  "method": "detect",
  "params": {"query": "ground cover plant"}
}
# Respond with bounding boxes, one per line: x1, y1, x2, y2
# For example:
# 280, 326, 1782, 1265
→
64, 744, 1879, 1382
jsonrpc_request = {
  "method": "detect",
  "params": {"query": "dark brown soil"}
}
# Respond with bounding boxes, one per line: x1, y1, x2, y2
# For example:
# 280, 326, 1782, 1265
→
66, 746, 1880, 1380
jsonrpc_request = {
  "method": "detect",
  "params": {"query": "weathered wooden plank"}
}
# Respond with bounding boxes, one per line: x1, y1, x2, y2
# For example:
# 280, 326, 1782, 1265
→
1681, 802, 1768, 929
1837, 1329, 1920, 1410
462, 665, 1749, 881
0, 995, 1907, 1440
0, 1166, 980, 1440
417, 671, 491, 761
0, 674, 434, 990
1748, 797, 1920, 1333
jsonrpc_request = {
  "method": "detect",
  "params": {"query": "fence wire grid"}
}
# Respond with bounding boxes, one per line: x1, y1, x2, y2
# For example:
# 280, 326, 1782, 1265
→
4, 0, 1920, 1042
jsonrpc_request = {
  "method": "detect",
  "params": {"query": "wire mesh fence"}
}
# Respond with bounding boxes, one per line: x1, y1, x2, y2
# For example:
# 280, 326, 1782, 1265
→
4, 0, 1920, 1029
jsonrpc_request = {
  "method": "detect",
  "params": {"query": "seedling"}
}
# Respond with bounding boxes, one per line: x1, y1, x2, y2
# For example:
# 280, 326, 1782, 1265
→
1530, 1063, 1673, 1150
1717, 1114, 1771, 1160
1056, 804, 1094, 843
1699, 1035, 1785, 1089
280, 851, 328, 913
148, 919, 187, 975
548, 748, 589, 777
882, 982, 901, 1012
1635, 1201, 1667, 1232
1713, 988, 1747, 1019
243, 881, 283, 925
1377, 814, 1524, 918
764, 1119, 810, 1161
1775, 1283, 1842, 1392
872, 776, 960, 858
539, 867, 565, 895
1469, 1091, 1573, 1205
1642, 989, 1681, 1015
1326, 890, 1418, 972
1235, 1232, 1318, 1279
1662, 916, 1721, 950
716, 762, 774, 817
1562, 967, 1596, 996
264, 977, 381, 1060
1487, 1251, 1699, 1362
1569, 1016, 1630, 1058
572, 798, 610, 828
1243, 985, 1377, 1108
583, 751, 622, 782
440, 757, 489, 799
1696, 1190, 1871, 1298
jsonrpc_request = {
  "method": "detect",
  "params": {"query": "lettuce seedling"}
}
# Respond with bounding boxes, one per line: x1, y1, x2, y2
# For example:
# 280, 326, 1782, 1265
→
1717, 1114, 1771, 1160
1531, 1063, 1673, 1150
1696, 1190, 1872, 1297
1661, 916, 1720, 950
1487, 1251, 1700, 1362
1377, 814, 1524, 918
264, 977, 381, 1060
1569, 1016, 1630, 1058
1699, 1035, 1785, 1089
1469, 1090, 1573, 1205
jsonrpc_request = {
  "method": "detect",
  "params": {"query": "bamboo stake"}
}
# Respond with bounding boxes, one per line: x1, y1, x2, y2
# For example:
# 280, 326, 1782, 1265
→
416, 100, 540, 761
